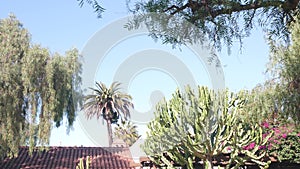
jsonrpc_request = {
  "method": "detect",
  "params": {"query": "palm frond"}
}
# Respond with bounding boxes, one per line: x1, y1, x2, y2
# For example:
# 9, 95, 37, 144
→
82, 81, 134, 122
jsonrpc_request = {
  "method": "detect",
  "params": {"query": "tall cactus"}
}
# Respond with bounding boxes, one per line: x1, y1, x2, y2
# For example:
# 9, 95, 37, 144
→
142, 86, 272, 169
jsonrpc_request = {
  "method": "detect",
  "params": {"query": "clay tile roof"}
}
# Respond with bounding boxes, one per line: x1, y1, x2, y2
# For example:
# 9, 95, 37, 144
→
0, 146, 139, 169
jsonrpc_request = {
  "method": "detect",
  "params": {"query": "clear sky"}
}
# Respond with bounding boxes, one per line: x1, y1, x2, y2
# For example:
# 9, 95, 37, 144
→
0, 0, 269, 147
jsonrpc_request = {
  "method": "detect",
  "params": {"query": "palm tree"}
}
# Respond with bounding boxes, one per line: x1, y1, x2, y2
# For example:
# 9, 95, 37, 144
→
114, 120, 141, 147
83, 81, 134, 146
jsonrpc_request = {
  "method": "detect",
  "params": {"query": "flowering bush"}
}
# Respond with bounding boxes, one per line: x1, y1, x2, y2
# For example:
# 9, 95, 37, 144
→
243, 142, 256, 150
260, 121, 300, 163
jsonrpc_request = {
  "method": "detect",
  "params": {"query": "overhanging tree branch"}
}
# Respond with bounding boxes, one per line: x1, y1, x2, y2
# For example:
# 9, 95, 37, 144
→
164, 0, 299, 20
127, 0, 300, 51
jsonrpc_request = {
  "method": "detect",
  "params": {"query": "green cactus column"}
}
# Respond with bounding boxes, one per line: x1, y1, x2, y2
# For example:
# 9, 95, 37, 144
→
142, 86, 271, 169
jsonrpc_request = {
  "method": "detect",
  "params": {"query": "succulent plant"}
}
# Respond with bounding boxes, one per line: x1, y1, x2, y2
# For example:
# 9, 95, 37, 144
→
76, 156, 91, 169
142, 86, 271, 169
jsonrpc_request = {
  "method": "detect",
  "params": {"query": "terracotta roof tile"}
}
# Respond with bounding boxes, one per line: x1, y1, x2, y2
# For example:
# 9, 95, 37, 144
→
0, 146, 138, 169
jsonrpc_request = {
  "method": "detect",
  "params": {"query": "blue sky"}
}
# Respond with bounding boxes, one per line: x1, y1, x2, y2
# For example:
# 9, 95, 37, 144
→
0, 0, 269, 146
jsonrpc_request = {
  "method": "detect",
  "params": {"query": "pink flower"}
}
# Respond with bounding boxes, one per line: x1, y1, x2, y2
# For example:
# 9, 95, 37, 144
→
273, 140, 280, 144
243, 145, 249, 150
262, 133, 269, 139
268, 143, 273, 150
248, 142, 256, 150
282, 133, 287, 139
259, 145, 266, 150
262, 121, 269, 128
273, 128, 281, 134
297, 133, 300, 137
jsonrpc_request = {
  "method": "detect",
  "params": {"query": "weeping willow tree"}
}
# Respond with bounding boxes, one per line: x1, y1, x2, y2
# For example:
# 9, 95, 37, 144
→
0, 15, 83, 158
142, 86, 271, 169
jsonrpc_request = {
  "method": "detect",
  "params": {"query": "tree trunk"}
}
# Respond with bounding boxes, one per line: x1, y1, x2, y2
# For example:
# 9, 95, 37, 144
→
106, 120, 113, 147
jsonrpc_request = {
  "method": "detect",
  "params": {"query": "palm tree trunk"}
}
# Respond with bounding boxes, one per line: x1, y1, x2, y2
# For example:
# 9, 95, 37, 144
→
107, 120, 113, 147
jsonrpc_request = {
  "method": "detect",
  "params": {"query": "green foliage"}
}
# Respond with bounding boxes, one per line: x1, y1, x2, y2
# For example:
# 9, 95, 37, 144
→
273, 134, 300, 163
232, 17, 300, 164
142, 86, 271, 169
0, 14, 30, 159
236, 85, 276, 126
114, 120, 141, 147
126, 0, 300, 51
77, 0, 105, 18
266, 16, 300, 124
76, 156, 91, 169
260, 121, 300, 164
0, 15, 83, 158
83, 81, 134, 146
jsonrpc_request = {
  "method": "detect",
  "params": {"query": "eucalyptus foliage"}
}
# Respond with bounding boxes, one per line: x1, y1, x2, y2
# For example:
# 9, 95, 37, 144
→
0, 15, 82, 158
142, 86, 271, 169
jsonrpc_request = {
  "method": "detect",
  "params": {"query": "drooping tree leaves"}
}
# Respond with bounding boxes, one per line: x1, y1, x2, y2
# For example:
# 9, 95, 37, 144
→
77, 0, 105, 18
266, 16, 300, 124
126, 0, 300, 51
0, 15, 83, 158
0, 14, 30, 158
